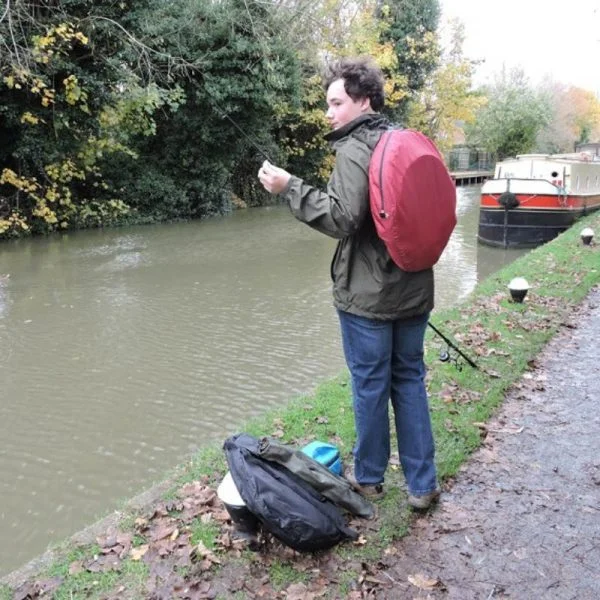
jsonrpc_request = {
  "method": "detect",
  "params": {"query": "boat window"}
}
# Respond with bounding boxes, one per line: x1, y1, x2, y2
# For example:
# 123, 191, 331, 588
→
551, 171, 558, 178
575, 176, 580, 190
585, 176, 589, 190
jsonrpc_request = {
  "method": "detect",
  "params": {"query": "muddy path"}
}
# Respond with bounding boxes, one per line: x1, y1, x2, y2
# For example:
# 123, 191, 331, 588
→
377, 287, 600, 599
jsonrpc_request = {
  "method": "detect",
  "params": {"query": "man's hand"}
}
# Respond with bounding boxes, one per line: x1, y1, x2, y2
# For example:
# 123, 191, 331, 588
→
258, 160, 291, 195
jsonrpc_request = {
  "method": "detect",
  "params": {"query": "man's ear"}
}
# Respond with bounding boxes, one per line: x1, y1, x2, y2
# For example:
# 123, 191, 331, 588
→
359, 96, 372, 112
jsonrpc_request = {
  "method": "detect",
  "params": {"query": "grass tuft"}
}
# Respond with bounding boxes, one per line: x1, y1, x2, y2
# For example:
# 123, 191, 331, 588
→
268, 560, 309, 590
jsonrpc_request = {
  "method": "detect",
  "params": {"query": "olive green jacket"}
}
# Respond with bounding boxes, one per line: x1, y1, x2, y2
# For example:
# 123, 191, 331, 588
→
281, 114, 434, 320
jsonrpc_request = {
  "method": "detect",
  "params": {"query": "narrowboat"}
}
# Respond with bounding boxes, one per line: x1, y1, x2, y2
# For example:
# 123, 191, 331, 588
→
478, 153, 600, 248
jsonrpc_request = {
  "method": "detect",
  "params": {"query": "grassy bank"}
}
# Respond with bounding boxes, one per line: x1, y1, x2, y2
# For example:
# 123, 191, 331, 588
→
2, 213, 600, 600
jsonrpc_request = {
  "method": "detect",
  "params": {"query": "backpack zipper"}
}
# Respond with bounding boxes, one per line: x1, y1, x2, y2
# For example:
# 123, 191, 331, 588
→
378, 131, 394, 218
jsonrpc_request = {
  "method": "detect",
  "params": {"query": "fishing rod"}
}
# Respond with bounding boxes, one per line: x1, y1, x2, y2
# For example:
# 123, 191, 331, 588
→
217, 111, 478, 371
427, 322, 478, 370
211, 103, 274, 163
216, 99, 479, 374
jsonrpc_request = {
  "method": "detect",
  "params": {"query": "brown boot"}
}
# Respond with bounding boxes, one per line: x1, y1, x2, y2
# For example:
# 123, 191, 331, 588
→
407, 486, 441, 510
346, 470, 385, 499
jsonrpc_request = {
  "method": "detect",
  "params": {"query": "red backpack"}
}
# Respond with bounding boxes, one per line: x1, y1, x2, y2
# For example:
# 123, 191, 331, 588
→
368, 129, 457, 272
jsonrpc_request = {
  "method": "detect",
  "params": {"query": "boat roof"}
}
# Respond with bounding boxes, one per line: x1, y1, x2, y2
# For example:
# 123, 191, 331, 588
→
506, 152, 600, 163
514, 154, 550, 159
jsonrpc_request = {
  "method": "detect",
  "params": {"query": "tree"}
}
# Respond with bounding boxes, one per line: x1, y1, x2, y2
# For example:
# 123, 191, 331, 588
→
267, 0, 413, 185
406, 18, 484, 153
380, 0, 441, 122
119, 0, 301, 215
537, 82, 600, 153
535, 81, 576, 153
571, 87, 600, 145
0, 0, 181, 237
0, 0, 300, 237
466, 68, 551, 159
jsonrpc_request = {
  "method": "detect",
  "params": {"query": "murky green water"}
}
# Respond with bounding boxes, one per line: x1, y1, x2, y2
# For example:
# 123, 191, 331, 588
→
0, 186, 526, 575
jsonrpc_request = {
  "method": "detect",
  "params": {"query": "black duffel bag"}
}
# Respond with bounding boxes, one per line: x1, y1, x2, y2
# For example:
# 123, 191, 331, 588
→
223, 433, 358, 552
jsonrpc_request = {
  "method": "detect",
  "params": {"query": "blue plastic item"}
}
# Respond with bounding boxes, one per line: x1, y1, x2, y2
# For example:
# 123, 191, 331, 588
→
301, 441, 342, 475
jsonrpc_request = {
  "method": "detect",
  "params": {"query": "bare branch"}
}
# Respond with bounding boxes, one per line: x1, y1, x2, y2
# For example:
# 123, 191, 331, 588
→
0, 0, 10, 26
79, 15, 208, 82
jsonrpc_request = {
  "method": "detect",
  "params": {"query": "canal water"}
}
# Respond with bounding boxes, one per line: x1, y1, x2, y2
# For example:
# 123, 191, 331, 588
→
0, 185, 526, 575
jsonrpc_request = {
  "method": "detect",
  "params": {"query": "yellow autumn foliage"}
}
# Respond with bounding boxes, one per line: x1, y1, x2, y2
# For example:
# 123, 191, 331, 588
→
407, 18, 483, 153
320, 0, 409, 107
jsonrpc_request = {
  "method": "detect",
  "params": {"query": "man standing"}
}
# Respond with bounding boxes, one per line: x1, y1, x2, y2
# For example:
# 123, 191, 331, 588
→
258, 56, 440, 509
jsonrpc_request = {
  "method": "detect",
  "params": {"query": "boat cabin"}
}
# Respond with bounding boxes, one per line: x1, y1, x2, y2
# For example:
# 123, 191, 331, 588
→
495, 154, 600, 194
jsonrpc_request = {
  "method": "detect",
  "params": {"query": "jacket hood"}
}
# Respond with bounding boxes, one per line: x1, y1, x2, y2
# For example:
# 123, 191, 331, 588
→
324, 113, 391, 147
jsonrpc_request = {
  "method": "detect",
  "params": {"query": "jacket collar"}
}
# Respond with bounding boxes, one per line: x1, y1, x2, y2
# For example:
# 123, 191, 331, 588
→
324, 113, 383, 143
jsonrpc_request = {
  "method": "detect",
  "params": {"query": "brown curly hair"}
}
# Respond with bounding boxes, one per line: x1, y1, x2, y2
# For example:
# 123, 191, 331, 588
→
324, 56, 385, 112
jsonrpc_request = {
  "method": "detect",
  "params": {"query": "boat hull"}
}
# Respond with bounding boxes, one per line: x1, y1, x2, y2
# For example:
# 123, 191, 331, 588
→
478, 154, 600, 248
479, 182, 600, 247
477, 205, 592, 248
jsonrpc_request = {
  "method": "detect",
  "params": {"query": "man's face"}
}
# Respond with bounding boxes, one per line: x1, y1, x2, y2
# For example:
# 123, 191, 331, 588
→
325, 78, 371, 130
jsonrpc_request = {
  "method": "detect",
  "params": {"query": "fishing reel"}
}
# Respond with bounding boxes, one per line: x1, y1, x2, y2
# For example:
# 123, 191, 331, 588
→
438, 346, 463, 371
428, 322, 478, 371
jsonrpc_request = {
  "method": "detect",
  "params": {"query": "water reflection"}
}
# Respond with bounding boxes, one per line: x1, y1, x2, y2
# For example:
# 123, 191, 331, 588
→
0, 274, 10, 319
476, 242, 528, 281
435, 185, 527, 304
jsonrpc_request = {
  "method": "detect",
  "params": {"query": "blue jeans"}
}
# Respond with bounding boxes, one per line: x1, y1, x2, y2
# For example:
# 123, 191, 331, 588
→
337, 310, 437, 496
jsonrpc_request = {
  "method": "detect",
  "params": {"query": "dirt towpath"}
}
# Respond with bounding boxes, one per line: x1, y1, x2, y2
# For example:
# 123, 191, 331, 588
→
383, 287, 600, 599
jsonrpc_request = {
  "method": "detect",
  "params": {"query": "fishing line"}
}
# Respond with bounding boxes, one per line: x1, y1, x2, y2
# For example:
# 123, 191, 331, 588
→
216, 108, 274, 163
201, 62, 479, 375
210, 94, 480, 373
212, 104, 481, 374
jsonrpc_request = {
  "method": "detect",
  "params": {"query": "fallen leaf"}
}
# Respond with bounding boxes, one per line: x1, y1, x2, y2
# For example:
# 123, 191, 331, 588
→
285, 582, 315, 600
150, 522, 178, 541
407, 573, 440, 590
13, 577, 64, 600
185, 580, 214, 599
84, 554, 121, 573
130, 544, 149, 560
68, 560, 84, 575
